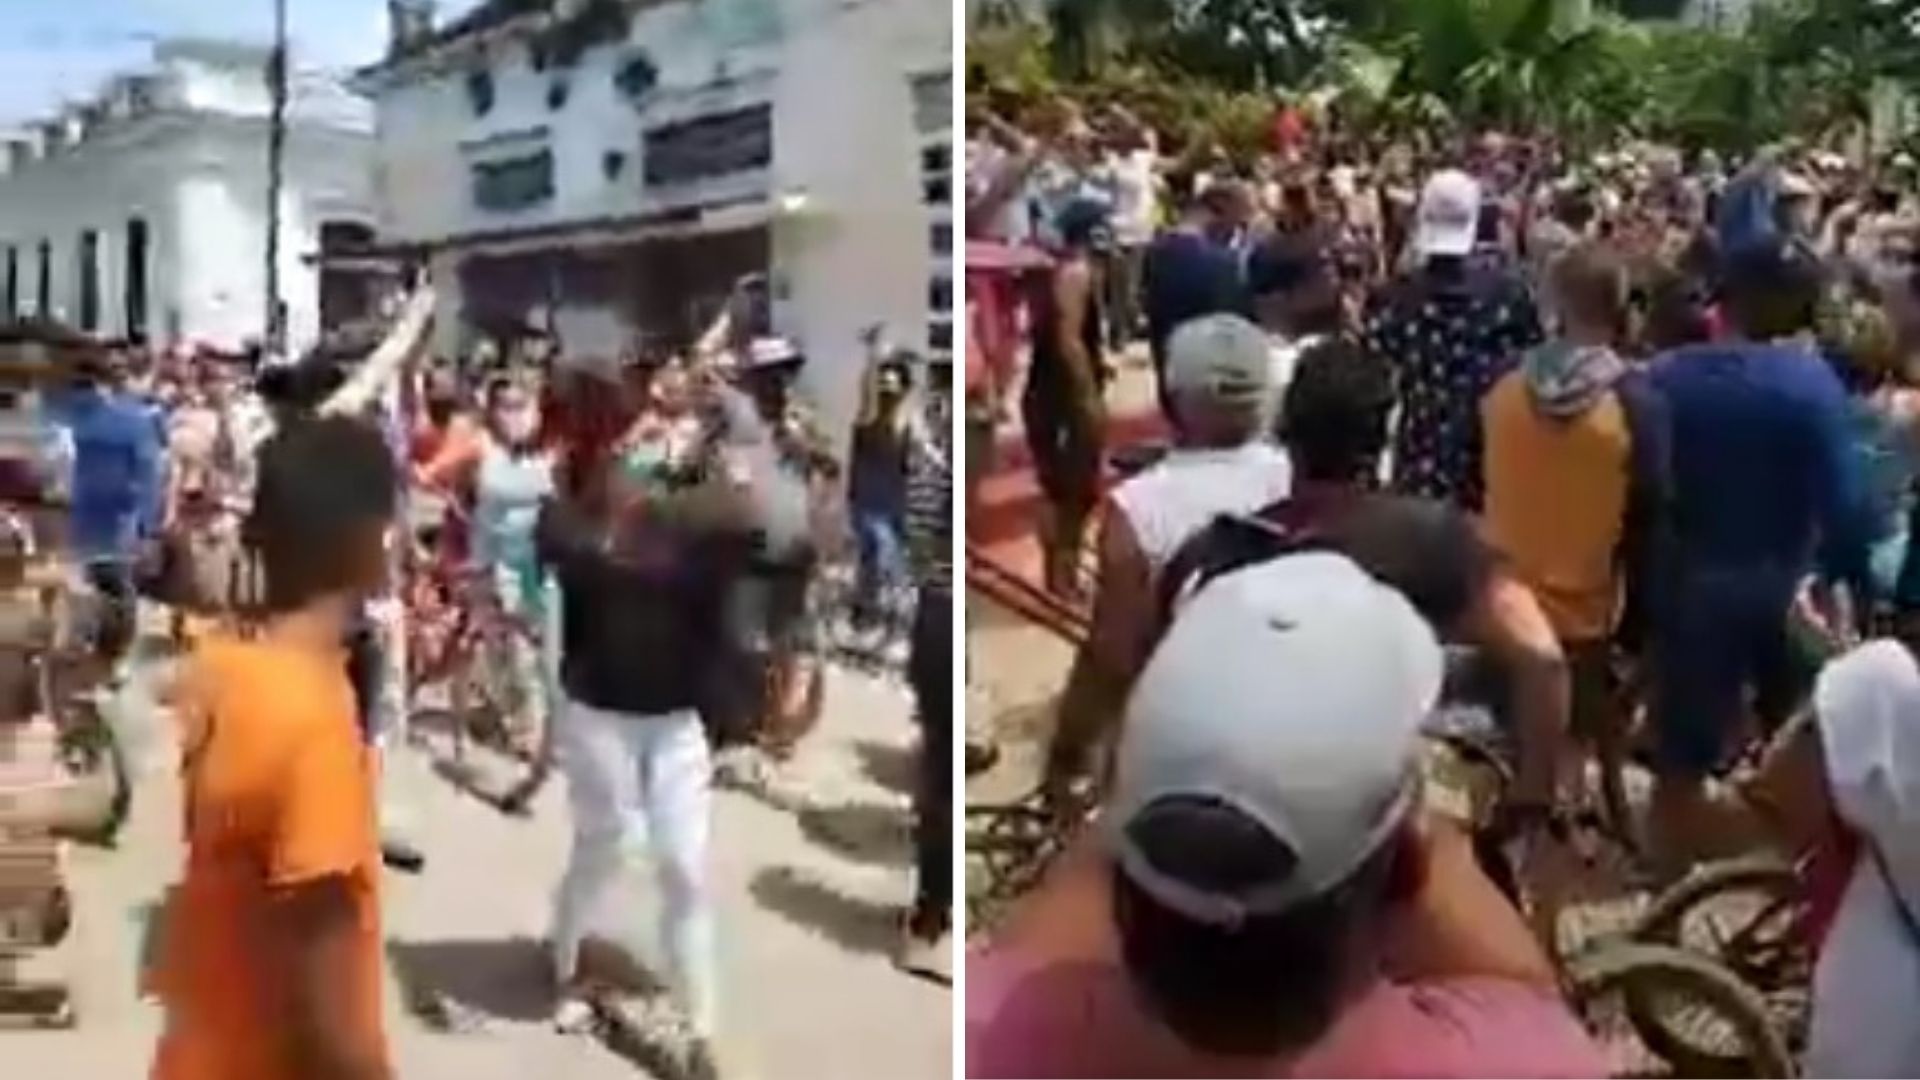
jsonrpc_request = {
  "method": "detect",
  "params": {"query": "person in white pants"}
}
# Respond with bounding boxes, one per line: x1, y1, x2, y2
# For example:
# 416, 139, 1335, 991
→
551, 701, 715, 1034
537, 410, 753, 1075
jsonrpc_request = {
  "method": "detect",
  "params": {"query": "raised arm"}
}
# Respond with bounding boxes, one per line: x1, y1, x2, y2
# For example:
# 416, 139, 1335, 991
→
319, 288, 435, 420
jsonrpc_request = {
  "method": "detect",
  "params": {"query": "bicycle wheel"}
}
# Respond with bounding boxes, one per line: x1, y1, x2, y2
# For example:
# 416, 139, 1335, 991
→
53, 692, 130, 849
966, 799, 1067, 933
1564, 940, 1795, 1078
1628, 854, 1809, 1061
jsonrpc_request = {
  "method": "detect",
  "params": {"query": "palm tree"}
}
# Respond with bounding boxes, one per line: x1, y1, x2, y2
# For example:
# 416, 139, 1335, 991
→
1394, 0, 1618, 130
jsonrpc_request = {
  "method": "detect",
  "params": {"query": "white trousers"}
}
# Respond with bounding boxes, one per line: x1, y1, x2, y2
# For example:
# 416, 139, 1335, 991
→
551, 699, 717, 1038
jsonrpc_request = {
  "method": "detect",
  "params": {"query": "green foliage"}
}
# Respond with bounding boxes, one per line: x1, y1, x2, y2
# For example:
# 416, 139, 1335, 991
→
970, 0, 1920, 155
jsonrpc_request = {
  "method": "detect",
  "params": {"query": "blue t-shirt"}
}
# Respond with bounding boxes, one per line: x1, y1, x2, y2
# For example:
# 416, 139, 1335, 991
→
1650, 342, 1871, 592
1142, 229, 1246, 362
61, 388, 163, 561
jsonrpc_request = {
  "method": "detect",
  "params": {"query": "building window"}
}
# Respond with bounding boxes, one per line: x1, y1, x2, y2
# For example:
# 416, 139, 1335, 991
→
77, 230, 99, 331
643, 104, 772, 188
126, 218, 149, 340
466, 69, 495, 116
917, 87, 952, 359
36, 241, 49, 317
910, 71, 949, 136
920, 139, 952, 206
472, 150, 556, 211
126, 76, 157, 115
614, 52, 657, 102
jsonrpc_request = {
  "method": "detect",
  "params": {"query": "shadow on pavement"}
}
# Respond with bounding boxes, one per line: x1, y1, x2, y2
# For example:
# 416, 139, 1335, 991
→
748, 866, 896, 956
851, 738, 916, 796
385, 937, 556, 1025
796, 801, 911, 867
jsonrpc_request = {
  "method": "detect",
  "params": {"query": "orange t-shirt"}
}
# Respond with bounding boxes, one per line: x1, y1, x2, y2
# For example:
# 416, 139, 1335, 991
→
1480, 373, 1633, 642
151, 634, 386, 1080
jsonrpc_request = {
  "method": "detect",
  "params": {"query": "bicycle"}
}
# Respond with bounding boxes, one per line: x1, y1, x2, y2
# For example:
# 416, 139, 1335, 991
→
404, 501, 554, 816
1626, 853, 1809, 1073
0, 630, 130, 1030
1604, 587, 1859, 1071
966, 672, 1795, 1077
4, 572, 133, 850
1425, 696, 1794, 1078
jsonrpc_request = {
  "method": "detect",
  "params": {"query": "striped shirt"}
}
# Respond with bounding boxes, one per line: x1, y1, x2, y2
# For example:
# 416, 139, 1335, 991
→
903, 396, 952, 595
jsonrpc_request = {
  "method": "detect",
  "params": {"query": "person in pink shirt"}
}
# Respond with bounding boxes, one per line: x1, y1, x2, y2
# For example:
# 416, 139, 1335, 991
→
967, 553, 1608, 1079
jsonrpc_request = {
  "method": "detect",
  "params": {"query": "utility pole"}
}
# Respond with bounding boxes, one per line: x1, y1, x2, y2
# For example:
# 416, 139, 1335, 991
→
265, 0, 288, 361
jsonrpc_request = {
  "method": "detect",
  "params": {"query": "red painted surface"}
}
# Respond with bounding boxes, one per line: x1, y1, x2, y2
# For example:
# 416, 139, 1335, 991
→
968, 405, 1169, 587
964, 243, 1171, 605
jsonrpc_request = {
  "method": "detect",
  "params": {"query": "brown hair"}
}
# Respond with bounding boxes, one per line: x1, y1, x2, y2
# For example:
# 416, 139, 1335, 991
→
1548, 242, 1630, 337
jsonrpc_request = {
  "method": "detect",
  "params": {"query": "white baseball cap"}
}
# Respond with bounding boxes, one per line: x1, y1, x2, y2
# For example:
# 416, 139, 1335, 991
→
1414, 169, 1482, 258
1107, 552, 1444, 926
1162, 313, 1272, 414
745, 335, 803, 368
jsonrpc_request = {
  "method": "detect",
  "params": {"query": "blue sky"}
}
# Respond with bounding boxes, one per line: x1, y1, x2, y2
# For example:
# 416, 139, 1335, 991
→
0, 0, 484, 124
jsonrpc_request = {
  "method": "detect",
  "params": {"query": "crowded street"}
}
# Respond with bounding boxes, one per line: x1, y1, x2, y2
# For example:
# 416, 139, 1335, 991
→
9, 621, 949, 1078
0, 3, 956, 1078
963, 1, 1920, 1076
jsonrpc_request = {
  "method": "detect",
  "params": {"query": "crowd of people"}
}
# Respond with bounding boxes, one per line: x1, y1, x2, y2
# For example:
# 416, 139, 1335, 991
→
0, 286, 956, 1077
965, 98, 1920, 1077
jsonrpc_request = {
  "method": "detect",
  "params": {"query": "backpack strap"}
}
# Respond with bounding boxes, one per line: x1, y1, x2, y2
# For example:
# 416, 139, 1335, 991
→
1154, 507, 1337, 638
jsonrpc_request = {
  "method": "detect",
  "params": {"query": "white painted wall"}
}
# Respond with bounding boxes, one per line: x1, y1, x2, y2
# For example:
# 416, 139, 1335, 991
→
772, 0, 950, 441
0, 75, 375, 355
366, 0, 952, 440
369, 0, 781, 248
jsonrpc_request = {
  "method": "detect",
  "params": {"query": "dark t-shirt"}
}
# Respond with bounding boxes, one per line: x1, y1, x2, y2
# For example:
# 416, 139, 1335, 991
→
1363, 265, 1542, 511
536, 498, 738, 716
1142, 229, 1247, 363
1161, 488, 1497, 639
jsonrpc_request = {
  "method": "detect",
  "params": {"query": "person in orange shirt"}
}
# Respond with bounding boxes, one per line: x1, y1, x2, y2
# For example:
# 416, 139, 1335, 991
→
151, 415, 398, 1080
1481, 242, 1672, 845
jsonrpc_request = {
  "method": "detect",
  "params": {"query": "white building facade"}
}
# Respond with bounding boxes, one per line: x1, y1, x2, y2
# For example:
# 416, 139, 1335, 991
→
357, 0, 951, 437
0, 40, 379, 357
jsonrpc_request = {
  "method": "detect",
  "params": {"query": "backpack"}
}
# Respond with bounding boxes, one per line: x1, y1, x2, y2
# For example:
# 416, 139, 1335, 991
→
1155, 504, 1339, 640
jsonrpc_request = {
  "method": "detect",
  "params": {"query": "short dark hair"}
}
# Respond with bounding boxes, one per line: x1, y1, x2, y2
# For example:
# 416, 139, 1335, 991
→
1247, 234, 1331, 300
256, 357, 346, 416
246, 416, 396, 613
1642, 270, 1714, 352
1554, 188, 1596, 231
1112, 796, 1403, 1057
1279, 338, 1394, 483
1196, 181, 1246, 220
1722, 242, 1824, 340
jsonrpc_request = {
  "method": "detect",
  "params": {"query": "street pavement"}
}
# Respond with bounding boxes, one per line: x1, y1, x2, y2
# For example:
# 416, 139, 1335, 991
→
6, 641, 951, 1078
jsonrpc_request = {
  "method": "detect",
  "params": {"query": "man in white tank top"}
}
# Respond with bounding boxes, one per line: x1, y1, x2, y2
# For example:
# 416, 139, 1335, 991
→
1045, 314, 1291, 804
